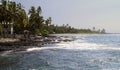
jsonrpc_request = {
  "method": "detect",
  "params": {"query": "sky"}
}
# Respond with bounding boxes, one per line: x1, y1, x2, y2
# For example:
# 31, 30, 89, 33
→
13, 0, 120, 33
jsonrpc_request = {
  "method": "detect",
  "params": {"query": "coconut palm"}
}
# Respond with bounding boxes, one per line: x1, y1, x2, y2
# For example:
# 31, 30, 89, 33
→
28, 6, 44, 35
44, 17, 52, 33
0, 0, 10, 37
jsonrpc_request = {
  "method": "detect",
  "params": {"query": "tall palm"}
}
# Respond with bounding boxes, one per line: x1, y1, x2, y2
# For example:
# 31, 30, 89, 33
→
8, 1, 18, 35
0, 0, 10, 36
45, 17, 52, 32
8, 1, 28, 34
17, 9, 28, 28
28, 6, 44, 34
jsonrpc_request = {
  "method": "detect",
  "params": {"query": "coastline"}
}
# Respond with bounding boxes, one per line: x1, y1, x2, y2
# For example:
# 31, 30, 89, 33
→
0, 34, 75, 53
0, 33, 107, 53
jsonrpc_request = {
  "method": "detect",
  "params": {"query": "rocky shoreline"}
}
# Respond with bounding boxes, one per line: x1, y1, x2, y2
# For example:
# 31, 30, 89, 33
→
0, 35, 75, 52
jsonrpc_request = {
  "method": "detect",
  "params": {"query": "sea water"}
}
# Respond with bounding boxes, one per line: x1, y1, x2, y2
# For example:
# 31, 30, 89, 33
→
1, 34, 120, 70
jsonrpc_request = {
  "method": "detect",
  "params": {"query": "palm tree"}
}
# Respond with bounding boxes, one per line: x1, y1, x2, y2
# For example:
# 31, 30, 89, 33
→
0, 0, 17, 36
8, 1, 18, 35
8, 0, 29, 35
0, 0, 10, 37
0, 0, 29, 36
28, 6, 44, 35
45, 17, 52, 32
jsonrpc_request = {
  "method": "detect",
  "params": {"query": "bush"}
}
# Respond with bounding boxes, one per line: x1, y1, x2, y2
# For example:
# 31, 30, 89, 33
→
41, 30, 49, 37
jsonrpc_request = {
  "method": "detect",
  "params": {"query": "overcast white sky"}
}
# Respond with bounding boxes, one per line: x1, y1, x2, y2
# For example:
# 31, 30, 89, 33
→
14, 0, 120, 33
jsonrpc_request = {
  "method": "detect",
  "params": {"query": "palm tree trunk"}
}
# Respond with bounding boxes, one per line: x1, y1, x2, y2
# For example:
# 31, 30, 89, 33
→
10, 19, 13, 35
11, 22, 13, 35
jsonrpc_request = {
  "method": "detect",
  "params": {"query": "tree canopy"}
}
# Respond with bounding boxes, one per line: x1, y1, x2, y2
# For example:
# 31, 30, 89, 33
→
0, 0, 106, 37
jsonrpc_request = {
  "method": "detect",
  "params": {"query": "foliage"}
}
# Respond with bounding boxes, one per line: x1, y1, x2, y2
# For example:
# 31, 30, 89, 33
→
41, 30, 49, 36
0, 0, 106, 36
49, 24, 106, 34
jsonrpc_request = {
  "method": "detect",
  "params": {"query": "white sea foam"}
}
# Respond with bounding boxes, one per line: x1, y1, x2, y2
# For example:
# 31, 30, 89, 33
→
62, 42, 120, 50
26, 40, 120, 52
27, 47, 42, 52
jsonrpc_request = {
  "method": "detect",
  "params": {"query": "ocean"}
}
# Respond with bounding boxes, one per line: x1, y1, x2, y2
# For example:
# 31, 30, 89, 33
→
1, 34, 120, 70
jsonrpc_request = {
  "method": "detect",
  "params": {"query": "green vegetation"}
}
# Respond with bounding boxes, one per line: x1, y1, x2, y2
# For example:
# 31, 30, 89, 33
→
49, 24, 106, 34
0, 0, 106, 37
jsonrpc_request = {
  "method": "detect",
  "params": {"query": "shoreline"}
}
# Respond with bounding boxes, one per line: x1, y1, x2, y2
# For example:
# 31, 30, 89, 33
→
0, 35, 74, 53
0, 33, 108, 53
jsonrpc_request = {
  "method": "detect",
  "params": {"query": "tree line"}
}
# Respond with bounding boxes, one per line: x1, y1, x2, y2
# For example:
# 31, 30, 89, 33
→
49, 24, 106, 34
0, 0, 106, 37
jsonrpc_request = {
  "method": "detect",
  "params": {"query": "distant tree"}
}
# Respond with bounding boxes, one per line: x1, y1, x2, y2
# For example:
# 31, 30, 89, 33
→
101, 29, 106, 34
93, 27, 95, 31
